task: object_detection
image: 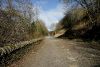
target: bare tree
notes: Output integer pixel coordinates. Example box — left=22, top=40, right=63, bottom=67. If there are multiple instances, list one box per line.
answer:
left=63, top=0, right=100, bottom=26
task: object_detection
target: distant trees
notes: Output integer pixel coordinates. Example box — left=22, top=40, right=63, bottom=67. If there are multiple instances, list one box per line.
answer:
left=33, top=20, right=48, bottom=38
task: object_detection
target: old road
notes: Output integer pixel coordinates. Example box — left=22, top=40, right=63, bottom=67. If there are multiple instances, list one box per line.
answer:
left=8, top=37, right=100, bottom=67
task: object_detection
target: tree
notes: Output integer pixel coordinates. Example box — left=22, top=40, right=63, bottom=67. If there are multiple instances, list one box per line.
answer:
left=63, top=0, right=100, bottom=26
left=0, top=0, right=47, bottom=46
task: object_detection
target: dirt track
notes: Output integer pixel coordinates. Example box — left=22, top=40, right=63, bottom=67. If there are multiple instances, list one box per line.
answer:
left=8, top=37, right=100, bottom=67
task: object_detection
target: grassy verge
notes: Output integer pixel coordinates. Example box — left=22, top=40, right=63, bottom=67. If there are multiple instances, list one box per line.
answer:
left=70, top=38, right=100, bottom=51
left=0, top=39, right=42, bottom=67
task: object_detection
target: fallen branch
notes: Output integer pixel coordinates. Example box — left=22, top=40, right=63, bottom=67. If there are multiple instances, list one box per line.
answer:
left=0, top=38, right=43, bottom=56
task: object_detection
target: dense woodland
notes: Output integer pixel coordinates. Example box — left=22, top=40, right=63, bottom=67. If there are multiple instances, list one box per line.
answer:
left=55, top=0, right=100, bottom=40
left=0, top=0, right=48, bottom=47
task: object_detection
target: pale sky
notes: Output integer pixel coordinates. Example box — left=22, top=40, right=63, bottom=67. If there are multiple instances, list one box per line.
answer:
left=39, top=4, right=65, bottom=31
left=32, top=0, right=76, bottom=31
left=32, top=0, right=65, bottom=31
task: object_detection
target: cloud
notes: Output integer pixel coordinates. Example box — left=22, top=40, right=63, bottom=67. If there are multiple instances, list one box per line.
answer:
left=39, top=4, right=65, bottom=31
